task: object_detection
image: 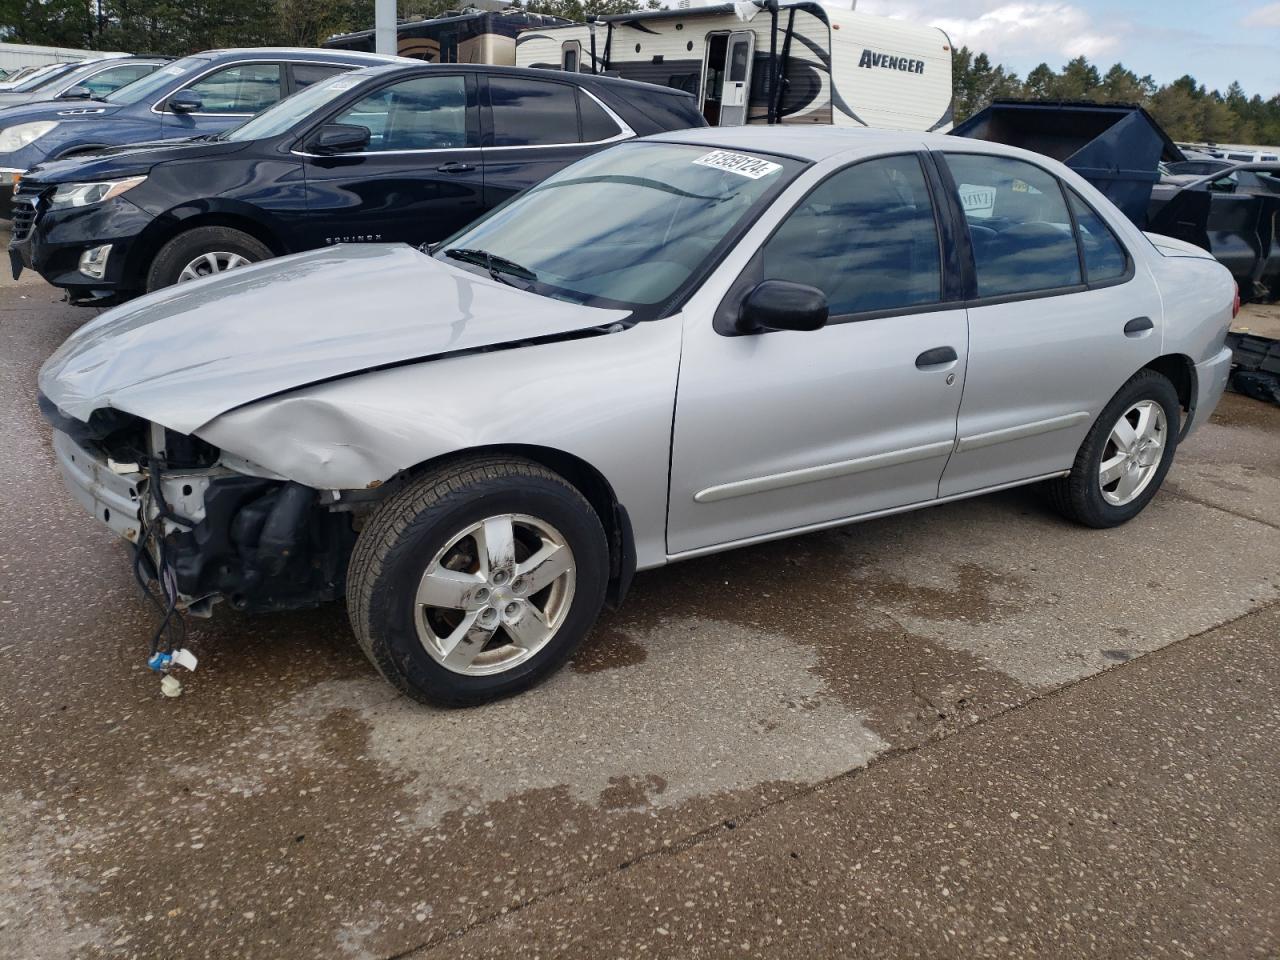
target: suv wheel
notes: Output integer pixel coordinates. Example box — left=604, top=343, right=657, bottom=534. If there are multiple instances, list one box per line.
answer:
left=146, top=226, right=272, bottom=292
left=347, top=456, right=609, bottom=707
left=1046, top=369, right=1180, bottom=528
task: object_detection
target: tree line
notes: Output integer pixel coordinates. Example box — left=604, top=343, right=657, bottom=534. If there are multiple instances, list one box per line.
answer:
left=3, top=1, right=1277, bottom=146
left=954, top=48, right=1280, bottom=146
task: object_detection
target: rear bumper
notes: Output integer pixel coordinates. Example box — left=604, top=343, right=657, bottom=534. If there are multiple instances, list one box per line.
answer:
left=51, top=429, right=145, bottom=542
left=1186, top=346, right=1233, bottom=436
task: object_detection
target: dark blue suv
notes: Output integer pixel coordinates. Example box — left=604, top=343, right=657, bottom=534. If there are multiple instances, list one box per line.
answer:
left=0, top=48, right=406, bottom=218
left=10, top=63, right=705, bottom=304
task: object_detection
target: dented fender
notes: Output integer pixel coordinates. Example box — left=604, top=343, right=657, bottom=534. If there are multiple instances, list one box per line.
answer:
left=196, top=318, right=684, bottom=569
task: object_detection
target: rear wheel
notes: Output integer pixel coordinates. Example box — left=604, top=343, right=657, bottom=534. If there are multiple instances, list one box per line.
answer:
left=346, top=456, right=609, bottom=707
left=1046, top=369, right=1180, bottom=528
left=145, top=226, right=272, bottom=292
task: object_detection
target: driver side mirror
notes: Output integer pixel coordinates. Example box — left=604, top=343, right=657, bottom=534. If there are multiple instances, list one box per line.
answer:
left=306, top=123, right=371, bottom=155
left=736, top=280, right=829, bottom=334
left=57, top=85, right=93, bottom=100
left=165, top=90, right=203, bottom=114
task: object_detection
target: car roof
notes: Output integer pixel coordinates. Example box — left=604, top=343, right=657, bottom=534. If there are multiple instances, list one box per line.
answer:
left=333, top=62, right=698, bottom=98
left=642, top=126, right=952, bottom=161
left=194, top=48, right=412, bottom=65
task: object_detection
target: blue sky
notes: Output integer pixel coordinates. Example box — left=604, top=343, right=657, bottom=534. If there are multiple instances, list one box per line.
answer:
left=857, top=0, right=1280, bottom=97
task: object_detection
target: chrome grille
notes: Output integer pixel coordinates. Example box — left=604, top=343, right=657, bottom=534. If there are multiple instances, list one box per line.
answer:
left=10, top=178, right=45, bottom=244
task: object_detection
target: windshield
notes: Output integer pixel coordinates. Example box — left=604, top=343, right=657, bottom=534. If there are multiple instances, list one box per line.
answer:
left=13, top=62, right=78, bottom=92
left=220, top=71, right=371, bottom=142
left=105, top=57, right=204, bottom=105
left=435, top=141, right=804, bottom=315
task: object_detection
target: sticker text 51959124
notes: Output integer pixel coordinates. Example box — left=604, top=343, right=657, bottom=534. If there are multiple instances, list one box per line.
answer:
left=693, top=150, right=783, bottom=180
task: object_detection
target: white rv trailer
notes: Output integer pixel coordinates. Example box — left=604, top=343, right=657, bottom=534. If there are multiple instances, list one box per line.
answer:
left=515, top=0, right=954, bottom=131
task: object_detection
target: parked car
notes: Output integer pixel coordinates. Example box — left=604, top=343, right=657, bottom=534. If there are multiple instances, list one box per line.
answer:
left=0, top=48, right=409, bottom=220
left=0, top=55, right=166, bottom=109
left=0, top=62, right=75, bottom=92
left=9, top=63, right=706, bottom=303
left=38, top=128, right=1235, bottom=706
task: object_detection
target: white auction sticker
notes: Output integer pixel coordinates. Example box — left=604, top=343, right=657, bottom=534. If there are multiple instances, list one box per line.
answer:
left=693, top=150, right=782, bottom=179
left=958, top=184, right=996, bottom=218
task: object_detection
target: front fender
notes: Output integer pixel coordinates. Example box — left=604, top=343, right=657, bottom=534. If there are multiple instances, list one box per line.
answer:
left=195, top=318, right=684, bottom=570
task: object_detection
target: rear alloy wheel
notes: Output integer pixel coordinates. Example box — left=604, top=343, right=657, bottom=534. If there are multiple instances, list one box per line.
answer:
left=145, top=226, right=272, bottom=292
left=347, top=456, right=609, bottom=706
left=1098, top=399, right=1167, bottom=507
left=1046, top=369, right=1180, bottom=528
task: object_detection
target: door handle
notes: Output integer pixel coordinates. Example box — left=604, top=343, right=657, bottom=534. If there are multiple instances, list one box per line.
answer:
left=436, top=161, right=475, bottom=173
left=915, top=346, right=958, bottom=368
left=1124, top=316, right=1154, bottom=336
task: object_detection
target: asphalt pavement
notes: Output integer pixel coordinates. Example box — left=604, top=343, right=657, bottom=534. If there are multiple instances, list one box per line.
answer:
left=1, top=262, right=1278, bottom=960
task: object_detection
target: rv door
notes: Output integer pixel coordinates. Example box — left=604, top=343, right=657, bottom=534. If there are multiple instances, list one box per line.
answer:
left=719, top=30, right=755, bottom=125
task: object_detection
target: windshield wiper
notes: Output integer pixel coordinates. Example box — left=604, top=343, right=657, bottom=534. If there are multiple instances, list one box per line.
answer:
left=443, top=247, right=538, bottom=286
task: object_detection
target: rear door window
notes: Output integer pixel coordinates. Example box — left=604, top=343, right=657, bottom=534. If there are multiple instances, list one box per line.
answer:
left=1067, top=190, right=1128, bottom=284
left=291, top=63, right=348, bottom=91
left=944, top=153, right=1082, bottom=298
left=489, top=77, right=579, bottom=146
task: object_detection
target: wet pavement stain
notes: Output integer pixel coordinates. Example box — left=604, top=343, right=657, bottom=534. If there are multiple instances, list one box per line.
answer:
left=569, top=627, right=647, bottom=674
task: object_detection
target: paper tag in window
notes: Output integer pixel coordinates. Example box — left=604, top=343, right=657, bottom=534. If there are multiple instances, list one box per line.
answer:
left=958, top=184, right=996, bottom=217
left=693, top=150, right=782, bottom=179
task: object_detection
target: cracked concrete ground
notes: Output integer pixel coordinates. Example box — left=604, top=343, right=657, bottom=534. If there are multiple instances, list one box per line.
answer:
left=2, top=266, right=1278, bottom=959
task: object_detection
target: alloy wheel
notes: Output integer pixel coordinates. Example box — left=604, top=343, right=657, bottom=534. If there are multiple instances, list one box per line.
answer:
left=414, top=513, right=577, bottom=676
left=1099, top=399, right=1167, bottom=506
left=177, top=251, right=252, bottom=282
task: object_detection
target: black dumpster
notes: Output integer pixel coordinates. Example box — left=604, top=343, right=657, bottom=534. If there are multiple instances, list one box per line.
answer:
left=950, top=99, right=1183, bottom=226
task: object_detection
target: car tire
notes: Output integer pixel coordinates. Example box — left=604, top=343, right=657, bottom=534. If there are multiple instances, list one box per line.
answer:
left=346, top=456, right=609, bottom=707
left=145, top=226, right=272, bottom=292
left=1046, top=369, right=1181, bottom=528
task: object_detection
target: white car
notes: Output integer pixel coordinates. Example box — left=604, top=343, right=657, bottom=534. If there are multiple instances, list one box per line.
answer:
left=39, top=128, right=1236, bottom=705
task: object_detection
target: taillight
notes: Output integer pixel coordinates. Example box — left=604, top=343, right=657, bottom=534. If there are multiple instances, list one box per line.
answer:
left=1232, top=282, right=1241, bottom=319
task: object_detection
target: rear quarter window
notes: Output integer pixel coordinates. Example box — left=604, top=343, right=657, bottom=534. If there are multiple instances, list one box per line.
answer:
left=611, top=90, right=706, bottom=134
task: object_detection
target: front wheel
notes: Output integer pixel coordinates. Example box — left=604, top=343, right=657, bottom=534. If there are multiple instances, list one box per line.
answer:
left=346, top=457, right=609, bottom=707
left=1046, top=369, right=1180, bottom=528
left=145, top=226, right=272, bottom=292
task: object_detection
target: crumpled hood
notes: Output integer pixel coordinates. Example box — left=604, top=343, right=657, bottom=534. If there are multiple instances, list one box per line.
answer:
left=39, top=243, right=628, bottom=435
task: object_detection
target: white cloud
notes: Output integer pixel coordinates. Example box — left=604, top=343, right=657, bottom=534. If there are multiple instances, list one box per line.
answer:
left=1241, top=2, right=1280, bottom=27
left=859, top=0, right=1124, bottom=63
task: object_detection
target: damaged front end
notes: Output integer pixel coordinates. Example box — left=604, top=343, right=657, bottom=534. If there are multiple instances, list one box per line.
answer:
left=41, top=394, right=356, bottom=615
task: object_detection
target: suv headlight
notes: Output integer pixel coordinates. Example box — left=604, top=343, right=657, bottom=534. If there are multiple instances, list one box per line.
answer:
left=0, top=120, right=58, bottom=153
left=50, top=175, right=147, bottom=209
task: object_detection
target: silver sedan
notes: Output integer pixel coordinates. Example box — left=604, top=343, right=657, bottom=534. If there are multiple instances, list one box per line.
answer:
left=39, top=127, right=1236, bottom=705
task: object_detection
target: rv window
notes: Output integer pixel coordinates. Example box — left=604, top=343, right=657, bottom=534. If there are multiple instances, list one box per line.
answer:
left=489, top=76, right=579, bottom=146
left=578, top=91, right=621, bottom=142
left=1066, top=190, right=1128, bottom=284
left=761, top=154, right=942, bottom=317
left=944, top=153, right=1082, bottom=298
